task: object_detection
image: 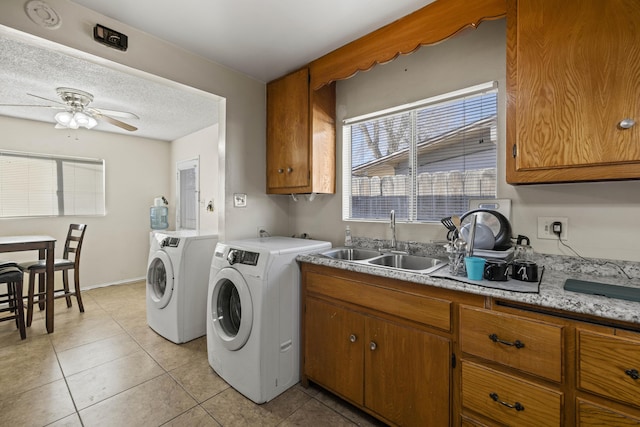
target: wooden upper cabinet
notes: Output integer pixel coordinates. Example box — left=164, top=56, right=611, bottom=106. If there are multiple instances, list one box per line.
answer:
left=266, top=67, right=336, bottom=194
left=507, top=0, right=640, bottom=183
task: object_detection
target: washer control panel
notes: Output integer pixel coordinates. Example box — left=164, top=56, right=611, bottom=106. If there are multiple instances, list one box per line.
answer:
left=226, top=249, right=259, bottom=266
left=161, top=237, right=180, bottom=248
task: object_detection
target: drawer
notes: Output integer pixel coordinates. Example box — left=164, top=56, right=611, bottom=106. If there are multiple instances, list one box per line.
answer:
left=460, top=306, right=563, bottom=382
left=461, top=361, right=563, bottom=427
left=305, top=271, right=451, bottom=331
left=578, top=329, right=640, bottom=408
left=577, top=398, right=640, bottom=426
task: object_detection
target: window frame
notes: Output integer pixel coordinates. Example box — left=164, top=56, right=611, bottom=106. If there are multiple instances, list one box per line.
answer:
left=342, top=81, right=498, bottom=223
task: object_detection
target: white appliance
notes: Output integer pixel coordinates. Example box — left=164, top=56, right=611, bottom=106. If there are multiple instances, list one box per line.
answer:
left=147, top=230, right=218, bottom=344
left=207, top=236, right=331, bottom=403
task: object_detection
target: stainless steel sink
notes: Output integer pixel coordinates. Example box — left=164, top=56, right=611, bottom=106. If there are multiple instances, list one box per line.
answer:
left=321, top=247, right=382, bottom=261
left=367, top=253, right=446, bottom=273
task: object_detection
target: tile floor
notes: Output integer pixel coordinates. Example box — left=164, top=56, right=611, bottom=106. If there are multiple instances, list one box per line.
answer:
left=0, top=281, right=386, bottom=426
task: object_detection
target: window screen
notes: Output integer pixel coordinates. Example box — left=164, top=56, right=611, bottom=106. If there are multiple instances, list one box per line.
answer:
left=343, top=82, right=498, bottom=222
left=0, top=150, right=105, bottom=217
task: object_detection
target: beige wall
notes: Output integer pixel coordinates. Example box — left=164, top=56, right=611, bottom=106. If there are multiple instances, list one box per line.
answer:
left=290, top=19, right=640, bottom=263
left=0, top=115, right=170, bottom=286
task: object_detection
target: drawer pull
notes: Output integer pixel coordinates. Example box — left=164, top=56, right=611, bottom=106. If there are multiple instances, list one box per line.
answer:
left=489, top=333, right=525, bottom=349
left=489, top=392, right=525, bottom=412
left=370, top=341, right=377, bottom=351
left=349, top=334, right=357, bottom=343
left=625, top=369, right=640, bottom=380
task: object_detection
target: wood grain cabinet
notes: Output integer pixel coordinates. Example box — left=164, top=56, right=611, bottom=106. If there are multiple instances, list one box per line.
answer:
left=461, top=361, right=563, bottom=426
left=459, top=306, right=565, bottom=425
left=577, top=329, right=640, bottom=422
left=459, top=305, right=564, bottom=382
left=266, top=67, right=336, bottom=194
left=301, top=265, right=454, bottom=426
left=506, top=0, right=640, bottom=183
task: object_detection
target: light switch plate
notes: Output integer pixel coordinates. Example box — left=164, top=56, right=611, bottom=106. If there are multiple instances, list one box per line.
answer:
left=233, top=193, right=246, bottom=207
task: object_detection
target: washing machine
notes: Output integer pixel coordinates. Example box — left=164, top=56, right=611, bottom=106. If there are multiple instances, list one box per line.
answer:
left=147, top=230, right=218, bottom=344
left=207, top=236, right=331, bottom=403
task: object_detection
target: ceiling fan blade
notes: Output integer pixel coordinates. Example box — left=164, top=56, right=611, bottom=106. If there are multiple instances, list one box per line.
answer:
left=94, top=112, right=138, bottom=131
left=27, top=93, right=67, bottom=106
left=88, top=107, right=139, bottom=120
left=0, top=103, right=66, bottom=109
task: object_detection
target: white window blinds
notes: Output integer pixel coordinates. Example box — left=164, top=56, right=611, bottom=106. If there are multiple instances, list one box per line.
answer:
left=343, top=81, right=498, bottom=222
left=0, top=150, right=105, bottom=218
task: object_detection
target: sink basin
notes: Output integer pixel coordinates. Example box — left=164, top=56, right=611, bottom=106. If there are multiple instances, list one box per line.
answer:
left=367, top=253, right=446, bottom=273
left=321, top=248, right=382, bottom=261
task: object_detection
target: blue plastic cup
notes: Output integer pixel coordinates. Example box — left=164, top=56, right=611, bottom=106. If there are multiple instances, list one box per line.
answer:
left=465, top=256, right=486, bottom=281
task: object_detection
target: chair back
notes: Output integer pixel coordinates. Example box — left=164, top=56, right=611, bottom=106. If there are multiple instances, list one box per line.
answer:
left=63, top=224, right=87, bottom=268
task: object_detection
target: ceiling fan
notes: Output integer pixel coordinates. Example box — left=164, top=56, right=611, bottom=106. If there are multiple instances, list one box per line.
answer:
left=0, top=87, right=139, bottom=131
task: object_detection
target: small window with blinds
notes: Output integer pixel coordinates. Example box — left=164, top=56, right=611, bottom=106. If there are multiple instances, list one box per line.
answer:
left=343, top=82, right=498, bottom=222
left=0, top=150, right=105, bottom=218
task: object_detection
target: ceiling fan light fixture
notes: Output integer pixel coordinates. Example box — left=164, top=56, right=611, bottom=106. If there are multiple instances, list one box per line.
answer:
left=54, top=111, right=97, bottom=130
left=74, top=112, right=97, bottom=129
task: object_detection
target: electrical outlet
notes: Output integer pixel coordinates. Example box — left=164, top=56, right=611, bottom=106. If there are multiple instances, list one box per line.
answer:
left=257, top=226, right=266, bottom=238
left=537, top=217, right=568, bottom=240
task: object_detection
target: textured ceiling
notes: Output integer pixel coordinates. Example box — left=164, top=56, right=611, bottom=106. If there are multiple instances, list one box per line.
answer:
left=0, top=32, right=220, bottom=142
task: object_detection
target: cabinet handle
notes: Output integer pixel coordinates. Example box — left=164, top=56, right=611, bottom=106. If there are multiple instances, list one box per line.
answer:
left=489, top=393, right=525, bottom=412
left=349, top=334, right=357, bottom=343
left=489, top=333, right=525, bottom=349
left=369, top=341, right=377, bottom=351
left=287, top=167, right=293, bottom=173
left=618, top=118, right=636, bottom=129
left=625, top=369, right=640, bottom=380
left=277, top=168, right=284, bottom=174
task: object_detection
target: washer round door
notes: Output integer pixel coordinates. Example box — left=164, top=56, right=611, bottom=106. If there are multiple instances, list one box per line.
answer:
left=147, top=250, right=174, bottom=309
left=210, top=267, right=253, bottom=351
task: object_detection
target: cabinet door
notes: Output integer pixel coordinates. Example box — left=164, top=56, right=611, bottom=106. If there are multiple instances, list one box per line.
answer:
left=507, top=0, right=640, bottom=183
left=266, top=68, right=310, bottom=192
left=365, top=317, right=451, bottom=427
left=304, top=297, right=364, bottom=405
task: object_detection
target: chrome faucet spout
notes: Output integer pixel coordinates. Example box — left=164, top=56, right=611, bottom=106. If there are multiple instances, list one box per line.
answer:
left=390, top=210, right=396, bottom=250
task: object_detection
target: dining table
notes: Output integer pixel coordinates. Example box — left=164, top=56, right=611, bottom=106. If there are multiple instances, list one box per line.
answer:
left=0, top=235, right=56, bottom=333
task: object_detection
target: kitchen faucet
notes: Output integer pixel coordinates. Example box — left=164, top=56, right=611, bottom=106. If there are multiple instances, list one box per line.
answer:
left=390, top=210, right=396, bottom=250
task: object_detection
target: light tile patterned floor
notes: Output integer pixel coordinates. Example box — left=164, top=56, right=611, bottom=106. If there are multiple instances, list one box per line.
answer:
left=0, top=281, right=386, bottom=426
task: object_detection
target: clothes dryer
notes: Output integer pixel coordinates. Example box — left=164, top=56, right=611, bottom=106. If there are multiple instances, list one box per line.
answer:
left=147, top=230, right=218, bottom=343
left=207, top=237, right=331, bottom=403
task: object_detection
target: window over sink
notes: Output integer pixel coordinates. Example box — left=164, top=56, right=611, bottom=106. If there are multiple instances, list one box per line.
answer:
left=342, top=81, right=498, bottom=222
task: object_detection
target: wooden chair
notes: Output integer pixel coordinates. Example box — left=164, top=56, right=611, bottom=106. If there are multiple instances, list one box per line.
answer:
left=0, top=261, right=26, bottom=339
left=20, top=224, right=87, bottom=326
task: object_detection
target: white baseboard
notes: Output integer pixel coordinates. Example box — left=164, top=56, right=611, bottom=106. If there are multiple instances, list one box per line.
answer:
left=83, top=277, right=146, bottom=291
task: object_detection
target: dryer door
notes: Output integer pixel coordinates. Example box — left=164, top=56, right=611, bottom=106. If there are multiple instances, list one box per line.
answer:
left=147, top=250, right=174, bottom=309
left=210, top=267, right=253, bottom=351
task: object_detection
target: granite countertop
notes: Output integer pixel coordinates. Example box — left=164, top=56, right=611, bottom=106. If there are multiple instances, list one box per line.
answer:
left=297, top=246, right=640, bottom=326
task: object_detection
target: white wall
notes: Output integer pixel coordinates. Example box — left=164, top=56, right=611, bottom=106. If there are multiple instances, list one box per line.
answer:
left=171, top=124, right=220, bottom=233
left=0, top=0, right=291, bottom=286
left=0, top=115, right=170, bottom=286
left=290, top=19, right=640, bottom=263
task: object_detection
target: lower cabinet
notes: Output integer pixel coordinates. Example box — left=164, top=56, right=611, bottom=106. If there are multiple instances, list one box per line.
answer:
left=301, top=264, right=460, bottom=427
left=301, top=263, right=640, bottom=426
left=304, top=296, right=451, bottom=427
